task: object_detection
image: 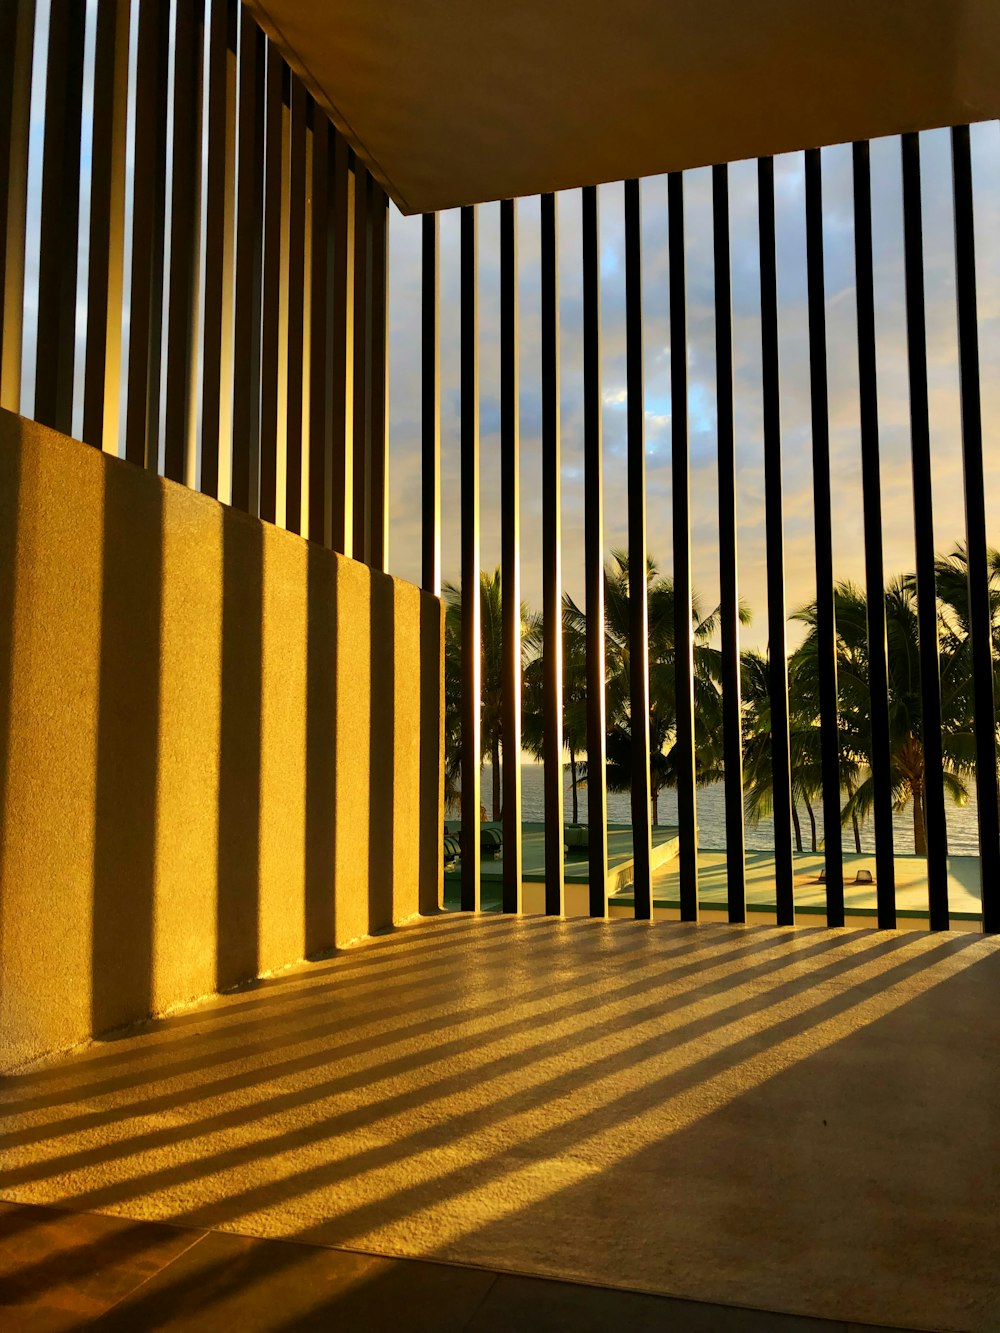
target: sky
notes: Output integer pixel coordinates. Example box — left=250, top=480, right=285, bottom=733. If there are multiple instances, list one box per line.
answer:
left=386, top=125, right=1000, bottom=651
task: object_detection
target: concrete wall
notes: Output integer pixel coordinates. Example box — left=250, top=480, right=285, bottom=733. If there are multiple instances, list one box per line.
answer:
left=0, top=410, right=443, bottom=1071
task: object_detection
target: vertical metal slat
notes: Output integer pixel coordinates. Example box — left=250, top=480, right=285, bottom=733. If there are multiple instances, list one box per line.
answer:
left=804, top=147, right=845, bottom=927
left=951, top=124, right=1000, bottom=933
left=901, top=131, right=949, bottom=929
left=713, top=163, right=746, bottom=923
left=143, top=2, right=172, bottom=473
left=328, top=132, right=351, bottom=555
left=81, top=0, right=123, bottom=450
left=500, top=197, right=522, bottom=914
left=583, top=184, right=608, bottom=918
left=284, top=74, right=306, bottom=533
left=0, top=0, right=36, bottom=414
left=669, top=171, right=699, bottom=922
left=460, top=204, right=481, bottom=911
left=758, top=156, right=795, bottom=925
left=352, top=167, right=372, bottom=563
left=307, top=104, right=330, bottom=545
left=257, top=41, right=283, bottom=522
left=624, top=178, right=654, bottom=920
left=541, top=192, right=564, bottom=916
left=369, top=184, right=390, bottom=572
left=33, top=1, right=86, bottom=434
left=422, top=212, right=441, bottom=595
left=852, top=140, right=896, bottom=928
left=162, top=0, right=201, bottom=484
left=97, top=0, right=132, bottom=455
left=230, top=9, right=263, bottom=513
left=0, top=0, right=21, bottom=256
left=198, top=0, right=229, bottom=497
left=124, top=0, right=169, bottom=469
left=0, top=0, right=28, bottom=405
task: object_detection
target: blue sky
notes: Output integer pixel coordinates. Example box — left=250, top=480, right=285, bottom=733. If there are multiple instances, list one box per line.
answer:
left=387, top=125, right=1000, bottom=651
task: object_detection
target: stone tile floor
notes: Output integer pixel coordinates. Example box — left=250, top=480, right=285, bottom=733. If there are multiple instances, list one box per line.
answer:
left=1, top=1200, right=914, bottom=1332
left=4, top=915, right=998, bottom=1331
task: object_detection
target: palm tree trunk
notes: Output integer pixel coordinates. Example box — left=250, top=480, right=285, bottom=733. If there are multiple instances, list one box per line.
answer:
left=845, top=776, right=863, bottom=853
left=570, top=751, right=579, bottom=824
left=791, top=800, right=803, bottom=853
left=652, top=787, right=659, bottom=827
left=803, top=790, right=818, bottom=853
left=491, top=734, right=502, bottom=822
left=912, top=785, right=927, bottom=856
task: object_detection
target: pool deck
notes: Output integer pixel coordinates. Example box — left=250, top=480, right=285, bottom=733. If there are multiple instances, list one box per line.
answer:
left=444, top=834, right=985, bottom=929
left=444, top=822, right=680, bottom=896
left=628, top=849, right=984, bottom=927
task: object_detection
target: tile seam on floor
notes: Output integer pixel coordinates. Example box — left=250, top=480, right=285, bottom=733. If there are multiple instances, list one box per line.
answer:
left=457, top=1268, right=500, bottom=1330
left=86, top=1228, right=209, bottom=1323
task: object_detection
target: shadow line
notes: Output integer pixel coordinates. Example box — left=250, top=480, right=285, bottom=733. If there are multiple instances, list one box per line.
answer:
left=278, top=939, right=962, bottom=1247
left=4, top=927, right=828, bottom=1163
left=216, top=508, right=263, bottom=991
left=0, top=423, right=19, bottom=1061
left=368, top=570, right=394, bottom=933
left=91, top=463, right=162, bottom=1036
left=5, top=923, right=807, bottom=1122
left=304, top=543, right=337, bottom=956
left=418, top=592, right=443, bottom=914
left=4, top=934, right=916, bottom=1207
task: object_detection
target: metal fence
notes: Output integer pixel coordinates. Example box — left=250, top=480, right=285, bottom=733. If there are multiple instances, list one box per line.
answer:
left=5, top=2, right=999, bottom=934
left=417, top=130, right=1000, bottom=932
left=1, top=0, right=388, bottom=562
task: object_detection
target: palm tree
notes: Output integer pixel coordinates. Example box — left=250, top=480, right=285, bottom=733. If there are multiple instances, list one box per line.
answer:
left=742, top=646, right=858, bottom=854
left=932, top=543, right=1000, bottom=659
left=561, top=610, right=589, bottom=823
left=521, top=601, right=589, bottom=823
left=570, top=550, right=730, bottom=826
left=443, top=569, right=540, bottom=821
left=931, top=543, right=1000, bottom=764
left=792, top=579, right=972, bottom=855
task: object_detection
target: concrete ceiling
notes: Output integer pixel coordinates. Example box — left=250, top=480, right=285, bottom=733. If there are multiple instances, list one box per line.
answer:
left=244, top=0, right=1000, bottom=215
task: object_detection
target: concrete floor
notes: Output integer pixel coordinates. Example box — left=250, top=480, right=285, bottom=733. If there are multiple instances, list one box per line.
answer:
left=3, top=915, right=999, bottom=1331
left=0, top=1200, right=901, bottom=1331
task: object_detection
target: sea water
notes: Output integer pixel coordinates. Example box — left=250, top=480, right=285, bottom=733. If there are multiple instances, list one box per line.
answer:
left=474, top=764, right=983, bottom=857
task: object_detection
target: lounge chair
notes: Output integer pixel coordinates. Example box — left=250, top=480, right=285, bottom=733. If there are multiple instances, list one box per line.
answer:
left=480, top=827, right=503, bottom=860
left=565, top=825, right=588, bottom=857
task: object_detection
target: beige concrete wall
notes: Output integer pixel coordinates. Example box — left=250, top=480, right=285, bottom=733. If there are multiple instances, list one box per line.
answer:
left=0, top=410, right=443, bottom=1071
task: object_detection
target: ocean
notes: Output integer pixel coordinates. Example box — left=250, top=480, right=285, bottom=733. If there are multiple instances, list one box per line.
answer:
left=475, top=763, right=984, bottom=857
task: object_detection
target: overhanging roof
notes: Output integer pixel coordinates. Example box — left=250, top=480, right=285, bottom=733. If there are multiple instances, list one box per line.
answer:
left=244, top=0, right=1000, bottom=215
